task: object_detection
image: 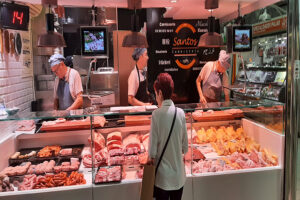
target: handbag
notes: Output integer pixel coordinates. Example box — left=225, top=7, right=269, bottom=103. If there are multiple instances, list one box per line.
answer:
left=140, top=108, right=177, bottom=200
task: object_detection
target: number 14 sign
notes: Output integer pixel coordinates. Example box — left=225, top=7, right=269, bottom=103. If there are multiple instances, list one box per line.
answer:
left=0, top=2, right=29, bottom=30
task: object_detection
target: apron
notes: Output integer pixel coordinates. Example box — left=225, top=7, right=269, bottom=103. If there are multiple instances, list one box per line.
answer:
left=57, top=70, right=74, bottom=110
left=134, top=65, right=149, bottom=103
left=202, top=62, right=223, bottom=102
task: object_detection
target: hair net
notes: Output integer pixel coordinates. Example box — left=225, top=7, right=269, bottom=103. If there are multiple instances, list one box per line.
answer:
left=48, top=53, right=65, bottom=67
left=218, top=50, right=231, bottom=70
left=132, top=48, right=147, bottom=61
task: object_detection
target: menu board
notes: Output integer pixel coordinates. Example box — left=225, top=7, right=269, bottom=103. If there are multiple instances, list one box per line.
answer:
left=147, top=18, right=220, bottom=103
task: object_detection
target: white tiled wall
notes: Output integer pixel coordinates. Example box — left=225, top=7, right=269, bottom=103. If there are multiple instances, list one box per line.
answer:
left=0, top=30, right=34, bottom=139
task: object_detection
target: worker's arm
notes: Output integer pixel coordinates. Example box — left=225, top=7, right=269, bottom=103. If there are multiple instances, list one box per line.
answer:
left=222, top=72, right=230, bottom=102
left=128, top=95, right=151, bottom=106
left=67, top=92, right=83, bottom=110
left=196, top=76, right=207, bottom=104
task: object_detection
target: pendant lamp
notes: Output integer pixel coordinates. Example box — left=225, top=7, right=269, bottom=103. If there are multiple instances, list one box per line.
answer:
left=198, top=0, right=224, bottom=47
left=122, top=0, right=148, bottom=48
left=37, top=1, right=66, bottom=48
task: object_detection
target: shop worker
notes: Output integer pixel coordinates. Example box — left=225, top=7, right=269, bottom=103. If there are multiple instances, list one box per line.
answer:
left=196, top=50, right=230, bottom=103
left=49, top=54, right=83, bottom=110
left=128, top=48, right=152, bottom=106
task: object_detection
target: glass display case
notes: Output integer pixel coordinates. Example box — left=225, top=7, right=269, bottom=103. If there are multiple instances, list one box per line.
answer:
left=0, top=100, right=284, bottom=200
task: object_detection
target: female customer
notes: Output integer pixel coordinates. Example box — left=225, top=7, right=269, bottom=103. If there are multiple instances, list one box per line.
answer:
left=148, top=73, right=188, bottom=200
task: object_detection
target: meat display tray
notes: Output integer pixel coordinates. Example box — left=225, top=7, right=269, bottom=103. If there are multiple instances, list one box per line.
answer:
left=9, top=147, right=42, bottom=166
left=94, top=165, right=122, bottom=184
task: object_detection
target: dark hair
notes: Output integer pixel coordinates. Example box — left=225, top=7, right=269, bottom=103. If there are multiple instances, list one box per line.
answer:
left=64, top=56, right=73, bottom=68
left=153, top=73, right=174, bottom=100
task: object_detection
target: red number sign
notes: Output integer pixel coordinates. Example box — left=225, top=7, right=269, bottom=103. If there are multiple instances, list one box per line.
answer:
left=12, top=11, right=23, bottom=25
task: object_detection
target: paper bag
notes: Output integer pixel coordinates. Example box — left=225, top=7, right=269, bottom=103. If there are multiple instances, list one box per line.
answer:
left=140, top=164, right=156, bottom=200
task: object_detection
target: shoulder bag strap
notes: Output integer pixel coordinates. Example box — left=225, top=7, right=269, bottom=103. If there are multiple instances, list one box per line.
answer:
left=155, top=107, right=177, bottom=175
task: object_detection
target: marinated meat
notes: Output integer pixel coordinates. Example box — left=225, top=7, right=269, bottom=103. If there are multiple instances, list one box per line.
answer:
left=38, top=146, right=61, bottom=157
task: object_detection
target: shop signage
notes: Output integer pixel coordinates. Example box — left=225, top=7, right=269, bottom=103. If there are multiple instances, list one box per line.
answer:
left=253, top=15, right=287, bottom=37
left=147, top=18, right=220, bottom=103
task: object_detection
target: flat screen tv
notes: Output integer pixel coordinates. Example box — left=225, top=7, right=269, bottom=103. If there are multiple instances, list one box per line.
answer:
left=80, top=26, right=108, bottom=58
left=233, top=26, right=252, bottom=52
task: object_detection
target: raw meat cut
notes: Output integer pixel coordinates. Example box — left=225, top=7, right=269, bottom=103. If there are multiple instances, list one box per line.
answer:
left=107, top=132, right=122, bottom=142
left=16, top=120, right=35, bottom=131
left=123, top=134, right=141, bottom=151
left=124, top=155, right=139, bottom=165
left=19, top=174, right=37, bottom=191
left=184, top=146, right=205, bottom=161
left=108, top=149, right=124, bottom=157
left=138, top=152, right=148, bottom=165
left=88, top=132, right=105, bottom=152
left=108, top=156, right=124, bottom=166
left=60, top=148, right=72, bottom=156
left=95, top=166, right=121, bottom=183
left=124, top=147, right=140, bottom=155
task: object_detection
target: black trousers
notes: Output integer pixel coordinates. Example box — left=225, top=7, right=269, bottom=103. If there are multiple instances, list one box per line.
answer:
left=154, top=186, right=184, bottom=200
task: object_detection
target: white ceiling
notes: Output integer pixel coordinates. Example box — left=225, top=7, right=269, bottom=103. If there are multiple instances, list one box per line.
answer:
left=18, top=0, right=281, bottom=22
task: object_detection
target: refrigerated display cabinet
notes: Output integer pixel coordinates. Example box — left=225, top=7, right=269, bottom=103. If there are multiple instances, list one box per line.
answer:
left=0, top=100, right=284, bottom=200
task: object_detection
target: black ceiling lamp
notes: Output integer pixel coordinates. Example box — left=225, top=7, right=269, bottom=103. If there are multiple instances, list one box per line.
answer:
left=198, top=0, right=224, bottom=47
left=122, top=0, right=148, bottom=48
left=37, top=0, right=66, bottom=47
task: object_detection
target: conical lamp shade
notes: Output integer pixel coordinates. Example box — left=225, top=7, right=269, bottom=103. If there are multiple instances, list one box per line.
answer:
left=122, top=32, right=148, bottom=48
left=198, top=32, right=224, bottom=47
left=37, top=31, right=66, bottom=47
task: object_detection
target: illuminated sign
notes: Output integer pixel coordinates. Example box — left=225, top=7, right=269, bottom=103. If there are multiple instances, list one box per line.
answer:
left=0, top=3, right=29, bottom=30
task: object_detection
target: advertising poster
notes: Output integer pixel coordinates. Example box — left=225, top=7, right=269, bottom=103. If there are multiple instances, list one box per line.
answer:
left=147, top=18, right=220, bottom=103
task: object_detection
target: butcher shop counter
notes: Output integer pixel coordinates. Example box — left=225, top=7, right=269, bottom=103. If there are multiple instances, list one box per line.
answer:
left=0, top=100, right=284, bottom=200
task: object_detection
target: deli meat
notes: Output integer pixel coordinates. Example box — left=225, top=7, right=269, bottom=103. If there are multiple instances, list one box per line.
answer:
left=123, top=134, right=141, bottom=152
left=88, top=132, right=105, bottom=152
left=95, top=166, right=121, bottom=183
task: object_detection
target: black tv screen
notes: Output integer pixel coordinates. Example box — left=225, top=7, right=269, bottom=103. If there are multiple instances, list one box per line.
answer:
left=80, top=26, right=108, bottom=57
left=233, top=26, right=252, bottom=52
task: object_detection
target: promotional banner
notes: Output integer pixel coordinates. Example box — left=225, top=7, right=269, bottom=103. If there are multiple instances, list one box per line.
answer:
left=147, top=18, right=220, bottom=103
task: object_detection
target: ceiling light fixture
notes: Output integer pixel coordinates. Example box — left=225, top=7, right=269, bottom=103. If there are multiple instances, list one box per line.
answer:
left=198, top=0, right=224, bottom=47
left=122, top=0, right=148, bottom=48
left=37, top=0, right=66, bottom=47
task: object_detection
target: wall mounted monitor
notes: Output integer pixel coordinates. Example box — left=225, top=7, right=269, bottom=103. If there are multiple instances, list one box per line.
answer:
left=80, top=26, right=108, bottom=58
left=233, top=26, right=252, bottom=52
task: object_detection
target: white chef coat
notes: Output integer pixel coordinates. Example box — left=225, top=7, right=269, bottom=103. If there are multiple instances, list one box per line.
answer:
left=149, top=99, right=188, bottom=190
left=128, top=66, right=146, bottom=97
left=53, top=67, right=83, bottom=100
